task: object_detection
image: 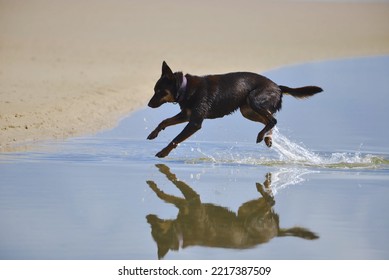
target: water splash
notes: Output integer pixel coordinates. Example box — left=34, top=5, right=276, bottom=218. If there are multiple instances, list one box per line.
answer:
left=271, top=127, right=388, bottom=169
left=182, top=127, right=388, bottom=170
left=271, top=128, right=322, bottom=164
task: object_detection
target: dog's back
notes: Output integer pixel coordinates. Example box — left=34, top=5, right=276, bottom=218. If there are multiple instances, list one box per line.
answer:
left=182, top=72, right=282, bottom=119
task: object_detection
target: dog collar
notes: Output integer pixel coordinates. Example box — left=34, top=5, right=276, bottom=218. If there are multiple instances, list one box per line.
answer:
left=176, top=75, right=187, bottom=102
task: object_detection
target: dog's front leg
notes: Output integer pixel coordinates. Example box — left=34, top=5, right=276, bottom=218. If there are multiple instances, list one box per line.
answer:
left=155, top=119, right=203, bottom=158
left=147, top=111, right=189, bottom=140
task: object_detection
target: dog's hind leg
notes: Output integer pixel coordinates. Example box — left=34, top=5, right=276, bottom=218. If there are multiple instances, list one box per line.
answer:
left=254, top=109, right=276, bottom=145
left=247, top=90, right=279, bottom=146
left=240, top=104, right=275, bottom=147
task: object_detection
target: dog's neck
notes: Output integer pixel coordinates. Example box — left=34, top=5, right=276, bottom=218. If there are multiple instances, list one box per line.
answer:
left=176, top=73, right=187, bottom=103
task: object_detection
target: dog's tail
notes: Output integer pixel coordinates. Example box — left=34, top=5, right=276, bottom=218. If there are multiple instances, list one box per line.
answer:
left=279, top=85, right=323, bottom=99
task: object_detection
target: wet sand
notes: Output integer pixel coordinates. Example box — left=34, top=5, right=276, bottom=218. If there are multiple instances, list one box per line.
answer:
left=1, top=0, right=389, bottom=151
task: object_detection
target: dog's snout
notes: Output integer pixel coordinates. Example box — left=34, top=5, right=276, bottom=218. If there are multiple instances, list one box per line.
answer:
left=148, top=101, right=155, bottom=108
left=148, top=102, right=157, bottom=108
left=148, top=97, right=161, bottom=108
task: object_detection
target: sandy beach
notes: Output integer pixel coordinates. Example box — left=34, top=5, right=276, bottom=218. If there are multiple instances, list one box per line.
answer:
left=1, top=0, right=389, bottom=151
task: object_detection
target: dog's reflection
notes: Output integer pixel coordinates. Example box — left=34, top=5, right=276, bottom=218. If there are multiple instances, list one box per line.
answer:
left=146, top=164, right=318, bottom=259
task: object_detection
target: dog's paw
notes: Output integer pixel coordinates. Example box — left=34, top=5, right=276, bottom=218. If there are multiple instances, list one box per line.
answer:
left=147, top=130, right=159, bottom=140
left=264, top=136, right=272, bottom=147
left=155, top=149, right=169, bottom=158
left=155, top=152, right=166, bottom=158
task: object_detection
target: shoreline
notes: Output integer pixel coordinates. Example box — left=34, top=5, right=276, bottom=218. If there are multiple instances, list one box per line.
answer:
left=1, top=0, right=389, bottom=152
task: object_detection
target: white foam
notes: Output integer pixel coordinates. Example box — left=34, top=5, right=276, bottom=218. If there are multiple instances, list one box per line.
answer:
left=271, top=127, right=383, bottom=168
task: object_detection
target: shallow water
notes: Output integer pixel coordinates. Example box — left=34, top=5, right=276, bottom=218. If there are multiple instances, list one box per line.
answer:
left=1, top=56, right=389, bottom=259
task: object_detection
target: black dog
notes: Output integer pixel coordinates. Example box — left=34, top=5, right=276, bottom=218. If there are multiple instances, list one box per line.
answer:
left=148, top=61, right=322, bottom=158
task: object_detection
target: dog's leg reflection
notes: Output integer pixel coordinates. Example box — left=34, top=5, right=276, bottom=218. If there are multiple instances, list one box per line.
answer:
left=147, top=164, right=200, bottom=205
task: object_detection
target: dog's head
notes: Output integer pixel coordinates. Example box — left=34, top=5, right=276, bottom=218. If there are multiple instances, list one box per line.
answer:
left=146, top=214, right=179, bottom=259
left=148, top=61, right=179, bottom=108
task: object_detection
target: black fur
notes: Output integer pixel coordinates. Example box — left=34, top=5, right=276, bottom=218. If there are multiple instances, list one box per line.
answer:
left=148, top=61, right=323, bottom=158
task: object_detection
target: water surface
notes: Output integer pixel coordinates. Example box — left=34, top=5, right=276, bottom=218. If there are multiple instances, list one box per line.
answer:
left=1, top=56, right=389, bottom=259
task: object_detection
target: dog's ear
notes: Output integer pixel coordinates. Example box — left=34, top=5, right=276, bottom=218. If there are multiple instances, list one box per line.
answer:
left=162, top=61, right=174, bottom=79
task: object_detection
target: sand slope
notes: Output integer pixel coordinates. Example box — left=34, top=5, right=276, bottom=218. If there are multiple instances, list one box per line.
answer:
left=1, top=0, right=389, bottom=151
